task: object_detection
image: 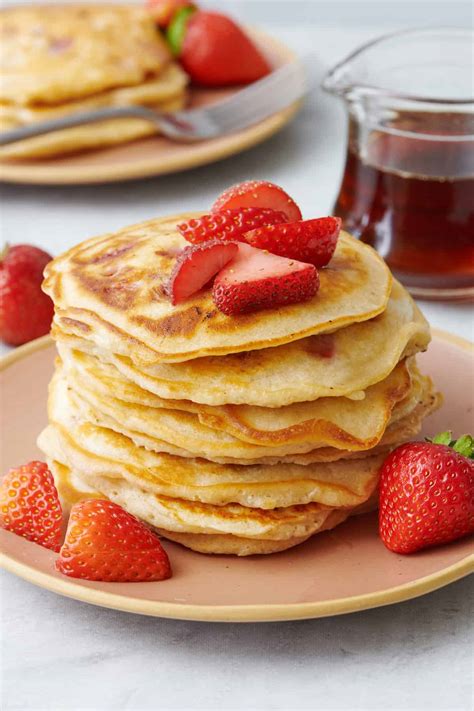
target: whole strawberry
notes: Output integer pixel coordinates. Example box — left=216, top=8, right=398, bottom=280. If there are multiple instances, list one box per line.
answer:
left=167, top=9, right=271, bottom=86
left=0, top=461, right=63, bottom=552
left=379, top=432, right=474, bottom=554
left=56, top=499, right=171, bottom=582
left=0, top=244, right=54, bottom=346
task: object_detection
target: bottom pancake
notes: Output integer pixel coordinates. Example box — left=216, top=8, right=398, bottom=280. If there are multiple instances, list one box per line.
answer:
left=48, top=461, right=364, bottom=555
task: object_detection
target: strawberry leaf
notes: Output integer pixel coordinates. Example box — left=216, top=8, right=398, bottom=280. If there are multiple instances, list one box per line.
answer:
left=452, top=434, right=474, bottom=459
left=430, top=431, right=453, bottom=446
left=428, top=431, right=474, bottom=459
left=166, top=6, right=196, bottom=56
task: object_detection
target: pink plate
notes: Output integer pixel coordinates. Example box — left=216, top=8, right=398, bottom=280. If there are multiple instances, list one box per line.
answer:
left=0, top=330, right=473, bottom=622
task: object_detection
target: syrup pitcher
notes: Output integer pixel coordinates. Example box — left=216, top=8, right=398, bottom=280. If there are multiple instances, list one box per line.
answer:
left=323, top=29, right=474, bottom=300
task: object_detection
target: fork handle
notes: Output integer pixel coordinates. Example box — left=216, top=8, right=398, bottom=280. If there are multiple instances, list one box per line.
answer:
left=0, top=105, right=161, bottom=146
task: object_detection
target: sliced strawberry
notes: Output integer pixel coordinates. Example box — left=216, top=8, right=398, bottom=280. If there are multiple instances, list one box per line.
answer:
left=212, top=181, right=302, bottom=222
left=166, top=240, right=238, bottom=304
left=56, top=499, right=171, bottom=582
left=212, top=243, right=319, bottom=315
left=178, top=208, right=288, bottom=245
left=245, top=217, right=341, bottom=267
left=0, top=461, right=62, bottom=552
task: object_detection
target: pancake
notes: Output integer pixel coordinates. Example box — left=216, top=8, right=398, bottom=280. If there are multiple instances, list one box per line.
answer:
left=0, top=96, right=186, bottom=159
left=52, top=279, right=429, bottom=406
left=50, top=349, right=439, bottom=465
left=39, top=416, right=383, bottom=510
left=0, top=5, right=171, bottom=106
left=59, top=348, right=414, bottom=453
left=0, top=64, right=188, bottom=159
left=0, top=63, right=187, bottom=126
left=47, top=460, right=353, bottom=555
left=116, top=385, right=440, bottom=467
left=43, top=218, right=392, bottom=363
left=275, top=386, right=442, bottom=466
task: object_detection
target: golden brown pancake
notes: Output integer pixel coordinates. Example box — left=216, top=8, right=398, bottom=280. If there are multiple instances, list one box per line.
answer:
left=44, top=217, right=392, bottom=363
left=57, top=350, right=415, bottom=457
left=0, top=64, right=188, bottom=159
left=45, top=460, right=366, bottom=555
left=52, top=279, right=430, bottom=406
left=0, top=5, right=171, bottom=106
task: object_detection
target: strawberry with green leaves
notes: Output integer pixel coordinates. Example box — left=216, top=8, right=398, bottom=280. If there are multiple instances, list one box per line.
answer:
left=379, top=432, right=474, bottom=554
left=167, top=9, right=271, bottom=86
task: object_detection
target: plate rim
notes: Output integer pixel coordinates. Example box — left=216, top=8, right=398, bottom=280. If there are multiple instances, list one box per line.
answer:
left=1, top=329, right=473, bottom=622
left=0, top=28, right=301, bottom=186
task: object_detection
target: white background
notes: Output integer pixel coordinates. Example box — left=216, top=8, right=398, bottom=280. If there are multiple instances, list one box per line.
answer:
left=1, top=2, right=473, bottom=710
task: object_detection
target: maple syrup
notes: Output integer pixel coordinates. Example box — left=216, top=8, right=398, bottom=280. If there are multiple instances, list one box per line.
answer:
left=334, top=115, right=474, bottom=298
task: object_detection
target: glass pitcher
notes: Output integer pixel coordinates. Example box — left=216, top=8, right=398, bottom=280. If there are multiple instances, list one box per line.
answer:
left=323, top=29, right=474, bottom=301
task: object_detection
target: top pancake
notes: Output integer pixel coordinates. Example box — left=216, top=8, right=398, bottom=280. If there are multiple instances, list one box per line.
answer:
left=44, top=214, right=392, bottom=363
left=0, top=4, right=171, bottom=106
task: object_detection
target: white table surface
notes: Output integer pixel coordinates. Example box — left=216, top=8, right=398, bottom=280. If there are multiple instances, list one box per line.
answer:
left=1, top=3, right=473, bottom=710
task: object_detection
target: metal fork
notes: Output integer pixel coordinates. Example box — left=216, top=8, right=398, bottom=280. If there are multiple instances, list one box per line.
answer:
left=0, top=59, right=311, bottom=146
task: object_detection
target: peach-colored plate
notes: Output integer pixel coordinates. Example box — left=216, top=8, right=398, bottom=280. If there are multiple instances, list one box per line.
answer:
left=1, top=330, right=473, bottom=622
left=0, top=30, right=300, bottom=186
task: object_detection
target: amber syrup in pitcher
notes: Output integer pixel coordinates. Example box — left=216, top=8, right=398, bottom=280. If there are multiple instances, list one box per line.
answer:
left=335, top=113, right=474, bottom=297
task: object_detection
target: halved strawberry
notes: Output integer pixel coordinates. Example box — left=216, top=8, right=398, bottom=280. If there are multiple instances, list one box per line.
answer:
left=212, top=243, right=319, bottom=315
left=166, top=240, right=238, bottom=304
left=56, top=499, right=171, bottom=582
left=178, top=208, right=288, bottom=245
left=0, top=461, right=63, bottom=552
left=245, top=217, right=341, bottom=267
left=212, top=181, right=302, bottom=222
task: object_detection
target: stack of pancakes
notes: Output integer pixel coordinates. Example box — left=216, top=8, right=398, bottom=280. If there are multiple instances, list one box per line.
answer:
left=38, top=215, right=441, bottom=555
left=0, top=4, right=188, bottom=158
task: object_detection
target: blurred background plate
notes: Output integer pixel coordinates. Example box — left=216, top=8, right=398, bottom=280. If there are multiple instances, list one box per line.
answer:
left=1, top=330, right=472, bottom=622
left=0, top=29, right=300, bottom=186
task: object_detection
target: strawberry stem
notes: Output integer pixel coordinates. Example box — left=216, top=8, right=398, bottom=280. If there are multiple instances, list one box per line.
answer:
left=428, top=431, right=474, bottom=459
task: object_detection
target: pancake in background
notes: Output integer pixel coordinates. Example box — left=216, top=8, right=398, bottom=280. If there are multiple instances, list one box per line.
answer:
left=0, top=64, right=188, bottom=158
left=0, top=96, right=186, bottom=159
left=0, top=5, right=171, bottom=106
left=44, top=219, right=392, bottom=363
left=53, top=279, right=429, bottom=406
